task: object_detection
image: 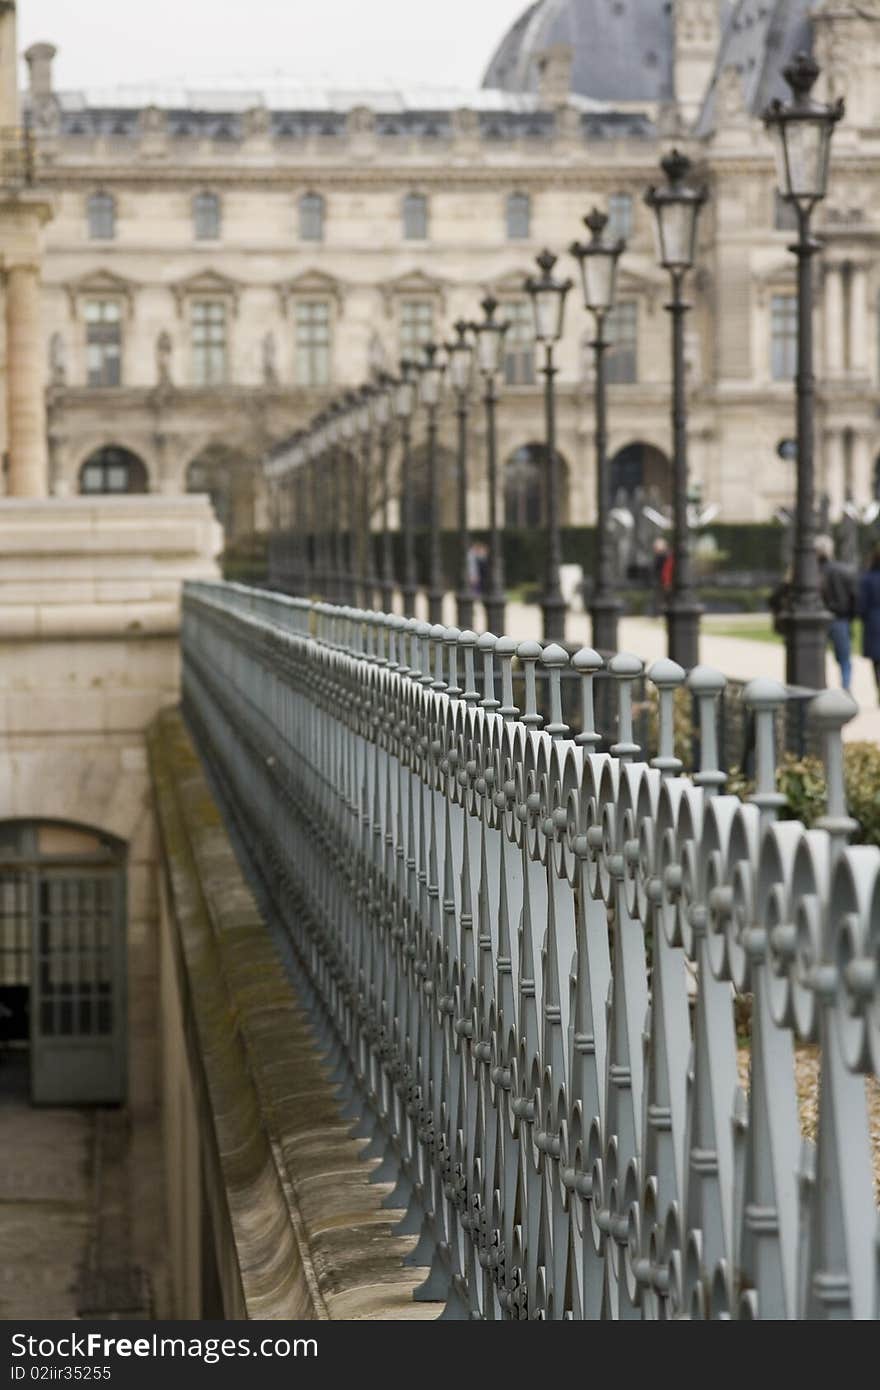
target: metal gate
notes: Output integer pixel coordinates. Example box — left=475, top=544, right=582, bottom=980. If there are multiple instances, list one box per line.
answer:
left=0, top=822, right=127, bottom=1105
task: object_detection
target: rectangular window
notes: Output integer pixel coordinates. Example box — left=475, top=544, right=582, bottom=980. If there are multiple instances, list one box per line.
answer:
left=191, top=300, right=228, bottom=386
left=607, top=192, right=633, bottom=242
left=771, top=293, right=797, bottom=380
left=85, top=299, right=122, bottom=387
left=403, top=193, right=428, bottom=241
left=400, top=299, right=434, bottom=358
left=506, top=193, right=530, bottom=241
left=503, top=300, right=535, bottom=386
left=605, top=300, right=638, bottom=384
left=295, top=300, right=331, bottom=386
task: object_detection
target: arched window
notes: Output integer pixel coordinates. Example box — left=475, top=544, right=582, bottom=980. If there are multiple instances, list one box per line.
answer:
left=79, top=446, right=148, bottom=495
left=504, top=444, right=568, bottom=528
left=87, top=191, right=116, bottom=240
left=506, top=192, right=530, bottom=240
left=402, top=192, right=428, bottom=241
left=299, top=192, right=324, bottom=242
left=193, top=191, right=221, bottom=240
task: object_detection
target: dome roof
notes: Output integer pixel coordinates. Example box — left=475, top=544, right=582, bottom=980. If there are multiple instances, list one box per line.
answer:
left=482, top=0, right=675, bottom=104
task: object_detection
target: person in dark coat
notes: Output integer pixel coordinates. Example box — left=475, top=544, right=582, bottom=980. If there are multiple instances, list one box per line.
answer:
left=817, top=534, right=857, bottom=691
left=859, top=541, right=880, bottom=699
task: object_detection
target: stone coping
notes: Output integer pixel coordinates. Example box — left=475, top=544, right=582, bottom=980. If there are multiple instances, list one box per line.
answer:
left=148, top=709, right=438, bottom=1321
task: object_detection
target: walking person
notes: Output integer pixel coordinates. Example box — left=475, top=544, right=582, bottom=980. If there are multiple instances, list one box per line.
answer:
left=859, top=541, right=880, bottom=701
left=816, top=534, right=857, bottom=692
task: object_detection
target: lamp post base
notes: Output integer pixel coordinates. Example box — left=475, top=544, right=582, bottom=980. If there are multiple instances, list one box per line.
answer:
left=380, top=582, right=395, bottom=614
left=541, top=593, right=567, bottom=643
left=485, top=592, right=506, bottom=637
left=666, top=596, right=703, bottom=671
left=782, top=606, right=829, bottom=691
left=401, top=585, right=418, bottom=618
left=590, top=594, right=622, bottom=655
left=427, top=587, right=445, bottom=625
left=456, top=591, right=474, bottom=632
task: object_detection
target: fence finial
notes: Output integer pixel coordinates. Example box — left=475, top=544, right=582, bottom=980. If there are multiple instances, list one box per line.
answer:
left=517, top=641, right=544, bottom=730
left=688, top=664, right=727, bottom=795
left=648, top=657, right=685, bottom=777
left=809, top=688, right=858, bottom=856
left=572, top=647, right=603, bottom=751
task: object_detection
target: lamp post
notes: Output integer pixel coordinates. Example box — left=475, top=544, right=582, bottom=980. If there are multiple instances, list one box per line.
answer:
left=764, top=53, right=844, bottom=690
left=645, top=149, right=707, bottom=671
left=418, top=343, right=446, bottom=624
left=293, top=446, right=310, bottom=596
left=356, top=385, right=376, bottom=609
left=472, top=296, right=509, bottom=636
left=525, top=250, right=572, bottom=642
left=372, top=375, right=395, bottom=611
left=571, top=207, right=625, bottom=654
left=323, top=408, right=344, bottom=601
left=395, top=359, right=418, bottom=615
left=310, top=420, right=327, bottom=598
left=340, top=396, right=359, bottom=604
left=445, top=320, right=475, bottom=630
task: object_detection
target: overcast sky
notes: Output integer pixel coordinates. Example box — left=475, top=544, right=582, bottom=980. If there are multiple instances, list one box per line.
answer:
left=18, top=0, right=531, bottom=94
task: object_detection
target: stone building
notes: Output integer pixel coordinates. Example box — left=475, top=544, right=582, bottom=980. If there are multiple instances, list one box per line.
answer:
left=20, top=0, right=880, bottom=540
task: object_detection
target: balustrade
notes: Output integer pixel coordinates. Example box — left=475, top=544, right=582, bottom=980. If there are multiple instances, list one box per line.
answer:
left=181, top=580, right=879, bottom=1320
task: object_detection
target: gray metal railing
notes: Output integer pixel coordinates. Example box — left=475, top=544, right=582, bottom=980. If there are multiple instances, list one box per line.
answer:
left=181, top=581, right=880, bottom=1320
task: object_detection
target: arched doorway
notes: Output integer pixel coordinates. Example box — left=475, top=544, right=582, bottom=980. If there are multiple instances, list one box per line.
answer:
left=186, top=444, right=254, bottom=542
left=504, top=443, right=569, bottom=527
left=609, top=441, right=671, bottom=507
left=79, top=446, right=148, bottom=495
left=0, top=820, right=127, bottom=1105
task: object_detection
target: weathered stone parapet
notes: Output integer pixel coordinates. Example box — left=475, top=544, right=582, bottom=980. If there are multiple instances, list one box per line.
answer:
left=149, top=708, right=439, bottom=1320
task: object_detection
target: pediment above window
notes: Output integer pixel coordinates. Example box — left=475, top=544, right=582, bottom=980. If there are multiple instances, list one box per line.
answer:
left=378, top=269, right=449, bottom=318
left=63, top=268, right=139, bottom=318
left=276, top=269, right=345, bottom=315
left=753, top=259, right=796, bottom=306
left=171, top=269, right=242, bottom=316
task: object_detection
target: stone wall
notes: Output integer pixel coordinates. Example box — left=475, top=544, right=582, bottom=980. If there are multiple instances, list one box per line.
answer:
left=0, top=495, right=220, bottom=1122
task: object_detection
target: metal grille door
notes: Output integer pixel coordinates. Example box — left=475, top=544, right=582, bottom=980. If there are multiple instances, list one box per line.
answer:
left=0, top=822, right=127, bottom=1107
left=31, top=869, right=125, bottom=1104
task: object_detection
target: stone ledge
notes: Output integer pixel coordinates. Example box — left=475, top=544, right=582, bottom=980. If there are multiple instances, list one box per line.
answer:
left=148, top=708, right=438, bottom=1321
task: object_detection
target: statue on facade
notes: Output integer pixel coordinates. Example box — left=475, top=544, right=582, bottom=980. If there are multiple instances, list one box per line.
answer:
left=48, top=332, right=66, bottom=387
left=156, top=331, right=173, bottom=387
left=262, top=331, right=279, bottom=387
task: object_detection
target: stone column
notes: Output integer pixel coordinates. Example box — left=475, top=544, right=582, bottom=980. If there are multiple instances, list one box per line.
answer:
left=822, top=428, right=845, bottom=518
left=848, top=264, right=868, bottom=376
left=850, top=430, right=873, bottom=505
left=6, top=263, right=48, bottom=498
left=825, top=264, right=844, bottom=376
left=0, top=2, right=19, bottom=128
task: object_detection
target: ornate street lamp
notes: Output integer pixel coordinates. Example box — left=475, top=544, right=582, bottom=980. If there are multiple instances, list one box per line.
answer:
left=645, top=148, right=707, bottom=670
left=764, top=52, right=844, bottom=690
left=372, top=374, right=396, bottom=611
left=570, top=207, right=625, bottom=654
left=418, top=343, right=446, bottom=624
left=445, top=320, right=476, bottom=630
left=356, top=385, right=376, bottom=609
left=395, top=359, right=418, bottom=615
left=471, top=295, right=509, bottom=636
left=525, top=249, right=572, bottom=642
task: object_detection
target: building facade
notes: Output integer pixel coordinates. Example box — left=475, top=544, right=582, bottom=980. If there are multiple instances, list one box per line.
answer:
left=19, top=0, right=880, bottom=540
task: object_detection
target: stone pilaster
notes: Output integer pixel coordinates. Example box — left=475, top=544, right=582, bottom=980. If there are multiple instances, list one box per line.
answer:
left=6, top=262, right=48, bottom=497
left=848, top=263, right=869, bottom=376
left=825, top=265, right=844, bottom=376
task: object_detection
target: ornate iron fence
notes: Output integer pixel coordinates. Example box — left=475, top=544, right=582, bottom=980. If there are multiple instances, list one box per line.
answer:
left=181, top=580, right=880, bottom=1320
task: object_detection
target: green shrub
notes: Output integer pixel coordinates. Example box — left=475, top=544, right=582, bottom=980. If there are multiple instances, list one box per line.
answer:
left=727, top=742, right=880, bottom=847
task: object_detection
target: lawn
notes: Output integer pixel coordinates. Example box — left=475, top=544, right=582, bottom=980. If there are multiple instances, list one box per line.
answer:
left=704, top=615, right=865, bottom=649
